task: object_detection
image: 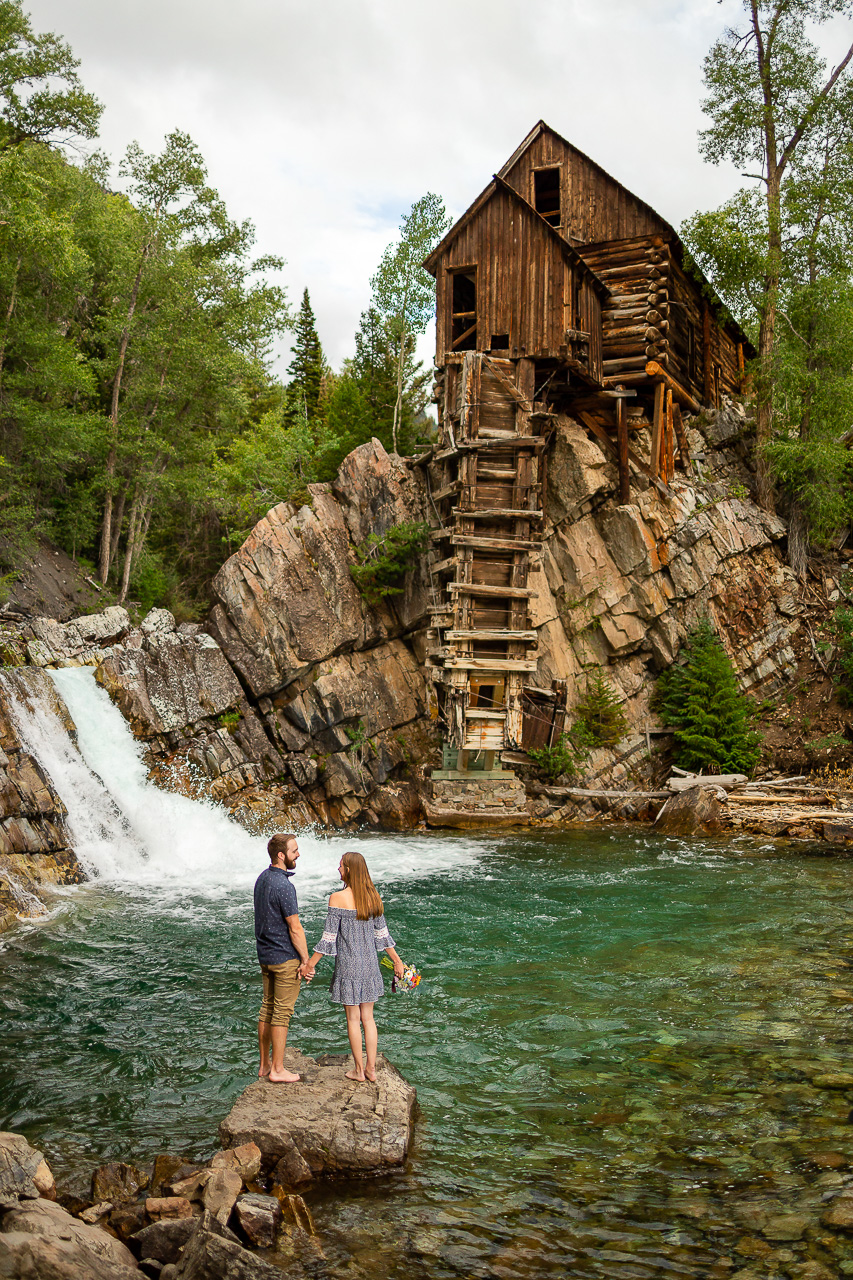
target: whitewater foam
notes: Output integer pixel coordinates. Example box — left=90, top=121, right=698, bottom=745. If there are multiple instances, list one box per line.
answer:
left=2, top=666, right=483, bottom=902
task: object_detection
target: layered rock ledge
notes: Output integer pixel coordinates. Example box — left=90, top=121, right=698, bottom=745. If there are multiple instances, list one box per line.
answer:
left=219, top=1050, right=416, bottom=1183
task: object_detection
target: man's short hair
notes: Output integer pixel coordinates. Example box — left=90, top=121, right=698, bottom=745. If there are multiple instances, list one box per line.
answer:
left=268, top=833, right=297, bottom=860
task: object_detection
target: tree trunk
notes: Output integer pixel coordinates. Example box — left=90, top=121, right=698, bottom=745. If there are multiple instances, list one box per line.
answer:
left=0, top=256, right=22, bottom=386
left=99, top=245, right=150, bottom=584
left=117, top=486, right=142, bottom=604
left=391, top=285, right=409, bottom=455
left=108, top=483, right=129, bottom=574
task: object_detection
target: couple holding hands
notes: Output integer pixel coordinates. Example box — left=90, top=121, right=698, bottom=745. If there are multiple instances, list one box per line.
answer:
left=253, top=833, right=406, bottom=1084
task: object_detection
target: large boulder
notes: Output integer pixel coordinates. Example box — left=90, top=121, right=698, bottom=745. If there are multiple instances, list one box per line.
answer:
left=0, top=1196, right=138, bottom=1276
left=655, top=786, right=726, bottom=836
left=0, top=1133, right=54, bottom=1206
left=172, top=1213, right=282, bottom=1280
left=219, top=1050, right=416, bottom=1180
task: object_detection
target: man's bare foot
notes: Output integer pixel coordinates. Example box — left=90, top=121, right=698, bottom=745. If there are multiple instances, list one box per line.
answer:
left=345, top=1069, right=367, bottom=1081
left=268, top=1069, right=300, bottom=1083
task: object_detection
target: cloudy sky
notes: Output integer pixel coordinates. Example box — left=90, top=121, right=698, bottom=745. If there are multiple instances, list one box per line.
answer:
left=24, top=0, right=848, bottom=374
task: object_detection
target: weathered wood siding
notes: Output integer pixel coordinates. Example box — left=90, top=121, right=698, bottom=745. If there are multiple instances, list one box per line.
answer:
left=433, top=185, right=602, bottom=378
left=501, top=130, right=666, bottom=246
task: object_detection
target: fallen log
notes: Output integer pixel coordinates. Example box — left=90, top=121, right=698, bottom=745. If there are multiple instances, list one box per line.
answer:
left=529, top=784, right=670, bottom=800
left=668, top=773, right=746, bottom=792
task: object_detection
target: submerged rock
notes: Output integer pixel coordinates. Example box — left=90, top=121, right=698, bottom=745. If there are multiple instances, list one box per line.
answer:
left=219, top=1050, right=416, bottom=1181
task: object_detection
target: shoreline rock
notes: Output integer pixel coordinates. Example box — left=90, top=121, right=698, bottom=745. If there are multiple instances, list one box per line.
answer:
left=219, top=1050, right=416, bottom=1182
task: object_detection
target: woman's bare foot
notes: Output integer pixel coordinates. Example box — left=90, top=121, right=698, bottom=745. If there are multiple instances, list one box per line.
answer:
left=258, top=1066, right=271, bottom=1079
left=364, top=1068, right=377, bottom=1082
left=345, top=1069, right=367, bottom=1081
left=268, top=1069, right=300, bottom=1083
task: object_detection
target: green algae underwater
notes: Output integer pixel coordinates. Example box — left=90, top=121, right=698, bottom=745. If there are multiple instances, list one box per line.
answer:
left=2, top=827, right=853, bottom=1278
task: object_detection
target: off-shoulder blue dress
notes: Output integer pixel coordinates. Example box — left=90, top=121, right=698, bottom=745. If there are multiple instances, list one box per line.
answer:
left=314, top=907, right=396, bottom=1005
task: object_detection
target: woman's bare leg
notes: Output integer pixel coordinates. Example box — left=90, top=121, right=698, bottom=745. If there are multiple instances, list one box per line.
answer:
left=344, top=1004, right=366, bottom=1080
left=361, top=1003, right=378, bottom=1080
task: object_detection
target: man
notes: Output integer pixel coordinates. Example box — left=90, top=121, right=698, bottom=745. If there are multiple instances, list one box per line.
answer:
left=254, top=833, right=312, bottom=1083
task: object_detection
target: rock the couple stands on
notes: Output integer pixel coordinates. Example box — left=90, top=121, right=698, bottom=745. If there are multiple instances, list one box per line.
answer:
left=253, top=834, right=405, bottom=1084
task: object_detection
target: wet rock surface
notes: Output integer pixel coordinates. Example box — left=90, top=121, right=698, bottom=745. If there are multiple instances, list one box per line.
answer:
left=219, top=1050, right=416, bottom=1179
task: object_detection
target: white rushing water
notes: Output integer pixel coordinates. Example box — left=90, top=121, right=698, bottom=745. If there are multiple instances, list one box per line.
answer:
left=4, top=666, right=482, bottom=902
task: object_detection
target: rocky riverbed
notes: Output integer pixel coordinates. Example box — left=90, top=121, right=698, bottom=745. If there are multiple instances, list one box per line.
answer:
left=0, top=1052, right=416, bottom=1279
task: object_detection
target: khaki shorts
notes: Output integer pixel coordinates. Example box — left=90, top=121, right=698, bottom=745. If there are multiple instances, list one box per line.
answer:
left=258, top=959, right=301, bottom=1028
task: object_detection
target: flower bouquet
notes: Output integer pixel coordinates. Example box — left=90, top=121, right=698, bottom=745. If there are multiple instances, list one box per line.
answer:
left=381, top=956, right=422, bottom=993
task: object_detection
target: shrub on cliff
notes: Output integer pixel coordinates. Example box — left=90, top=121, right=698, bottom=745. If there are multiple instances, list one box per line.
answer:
left=657, top=620, right=761, bottom=774
left=574, top=671, right=628, bottom=747
left=350, top=522, right=429, bottom=605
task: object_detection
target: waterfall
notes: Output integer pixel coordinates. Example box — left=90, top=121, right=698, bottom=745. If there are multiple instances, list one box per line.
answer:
left=3, top=666, right=480, bottom=901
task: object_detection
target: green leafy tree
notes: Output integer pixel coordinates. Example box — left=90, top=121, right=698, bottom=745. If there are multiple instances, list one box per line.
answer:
left=0, top=0, right=102, bottom=149
left=693, top=0, right=853, bottom=513
left=349, top=521, right=429, bottom=605
left=657, top=620, right=762, bottom=774
left=323, top=305, right=430, bottom=459
left=370, top=193, right=450, bottom=453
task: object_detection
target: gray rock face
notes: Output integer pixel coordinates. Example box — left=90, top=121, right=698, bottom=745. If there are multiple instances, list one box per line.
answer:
left=131, top=1218, right=196, bottom=1264
left=0, top=676, right=82, bottom=933
left=219, top=1050, right=416, bottom=1180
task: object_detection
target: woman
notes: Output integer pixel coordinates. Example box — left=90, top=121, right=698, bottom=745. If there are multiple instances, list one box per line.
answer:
left=305, top=851, right=405, bottom=1082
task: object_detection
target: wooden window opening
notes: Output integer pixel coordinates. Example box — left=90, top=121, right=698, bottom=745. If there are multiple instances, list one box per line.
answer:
left=490, top=333, right=509, bottom=351
left=533, top=167, right=561, bottom=227
left=450, top=268, right=477, bottom=350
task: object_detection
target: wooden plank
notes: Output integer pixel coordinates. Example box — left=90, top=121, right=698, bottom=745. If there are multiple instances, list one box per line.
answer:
left=450, top=535, right=543, bottom=552
left=616, top=397, right=630, bottom=504
left=446, top=629, right=537, bottom=642
left=449, top=582, right=537, bottom=598
left=432, top=437, right=547, bottom=460
left=443, top=658, right=539, bottom=672
left=451, top=507, right=543, bottom=521
left=645, top=360, right=702, bottom=414
left=482, top=355, right=533, bottom=411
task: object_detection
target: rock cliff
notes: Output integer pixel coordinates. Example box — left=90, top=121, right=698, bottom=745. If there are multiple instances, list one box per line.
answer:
left=0, top=409, right=824, bottom=920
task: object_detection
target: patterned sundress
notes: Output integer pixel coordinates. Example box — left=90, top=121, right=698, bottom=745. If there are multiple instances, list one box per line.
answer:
left=314, top=906, right=396, bottom=1005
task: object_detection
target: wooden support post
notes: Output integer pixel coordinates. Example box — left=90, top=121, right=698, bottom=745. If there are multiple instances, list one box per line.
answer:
left=664, top=389, right=675, bottom=483
left=651, top=382, right=665, bottom=479
left=616, top=397, right=630, bottom=503
left=671, top=402, right=693, bottom=477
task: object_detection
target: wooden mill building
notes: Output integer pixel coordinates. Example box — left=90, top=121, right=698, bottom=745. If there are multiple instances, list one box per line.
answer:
left=422, top=121, right=753, bottom=792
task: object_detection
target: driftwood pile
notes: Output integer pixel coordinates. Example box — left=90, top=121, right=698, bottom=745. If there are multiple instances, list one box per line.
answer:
left=662, top=770, right=853, bottom=844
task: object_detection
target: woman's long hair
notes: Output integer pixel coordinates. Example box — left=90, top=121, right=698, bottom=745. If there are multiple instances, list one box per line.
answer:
left=341, top=851, right=383, bottom=920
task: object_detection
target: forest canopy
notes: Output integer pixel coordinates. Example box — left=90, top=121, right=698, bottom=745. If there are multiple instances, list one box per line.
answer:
left=0, top=2, right=447, bottom=615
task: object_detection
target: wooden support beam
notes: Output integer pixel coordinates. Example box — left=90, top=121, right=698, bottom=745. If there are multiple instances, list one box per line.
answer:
left=577, top=410, right=672, bottom=500
left=671, top=402, right=693, bottom=477
left=432, top=437, right=547, bottom=460
left=616, top=397, right=630, bottom=504
left=451, top=507, right=544, bottom=521
left=665, top=389, right=675, bottom=483
left=432, top=480, right=462, bottom=503
left=645, top=361, right=702, bottom=414
left=650, top=383, right=665, bottom=479
left=482, top=355, right=533, bottom=411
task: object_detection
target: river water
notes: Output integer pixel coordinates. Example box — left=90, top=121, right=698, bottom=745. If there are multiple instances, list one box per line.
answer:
left=1, top=670, right=852, bottom=1277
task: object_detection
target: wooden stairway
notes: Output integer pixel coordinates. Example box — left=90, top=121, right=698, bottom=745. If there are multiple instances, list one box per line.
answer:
left=426, top=351, right=547, bottom=769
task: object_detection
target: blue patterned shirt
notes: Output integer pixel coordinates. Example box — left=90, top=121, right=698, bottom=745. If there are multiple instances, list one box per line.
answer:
left=253, top=867, right=299, bottom=964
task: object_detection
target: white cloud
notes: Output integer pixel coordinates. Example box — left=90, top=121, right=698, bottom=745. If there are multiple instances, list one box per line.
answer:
left=26, top=0, right=847, bottom=373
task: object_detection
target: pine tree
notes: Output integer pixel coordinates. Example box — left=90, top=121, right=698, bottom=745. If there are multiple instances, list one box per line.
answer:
left=657, top=620, right=762, bottom=774
left=286, top=288, right=325, bottom=421
left=574, top=671, right=628, bottom=747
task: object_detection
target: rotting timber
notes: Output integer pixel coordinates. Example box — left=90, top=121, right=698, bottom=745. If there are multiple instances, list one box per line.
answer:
left=417, top=119, right=755, bottom=828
